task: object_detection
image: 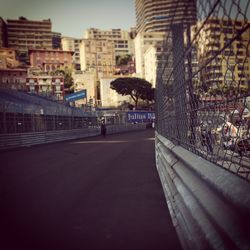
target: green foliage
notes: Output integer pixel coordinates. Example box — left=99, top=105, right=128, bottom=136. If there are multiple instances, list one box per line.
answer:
left=110, top=77, right=154, bottom=109
left=51, top=67, right=74, bottom=94
left=141, top=87, right=155, bottom=101
left=116, top=54, right=132, bottom=66
left=118, top=101, right=134, bottom=110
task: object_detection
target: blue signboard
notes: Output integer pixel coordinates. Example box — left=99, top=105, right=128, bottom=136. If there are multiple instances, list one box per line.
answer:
left=65, top=90, right=87, bottom=102
left=127, top=111, right=155, bottom=123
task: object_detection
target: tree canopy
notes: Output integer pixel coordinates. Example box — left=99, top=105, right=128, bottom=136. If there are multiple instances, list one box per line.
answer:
left=115, top=54, right=132, bottom=66
left=110, top=77, right=154, bottom=109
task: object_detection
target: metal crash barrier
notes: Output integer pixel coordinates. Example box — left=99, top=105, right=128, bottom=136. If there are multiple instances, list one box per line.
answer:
left=155, top=132, right=250, bottom=250
left=0, top=123, right=146, bottom=150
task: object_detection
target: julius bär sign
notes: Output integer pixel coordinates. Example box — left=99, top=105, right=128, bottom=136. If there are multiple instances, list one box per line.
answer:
left=127, top=111, right=155, bottom=122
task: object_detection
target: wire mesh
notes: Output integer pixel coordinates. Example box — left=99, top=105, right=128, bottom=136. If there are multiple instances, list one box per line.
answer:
left=155, top=0, right=250, bottom=181
left=0, top=89, right=98, bottom=133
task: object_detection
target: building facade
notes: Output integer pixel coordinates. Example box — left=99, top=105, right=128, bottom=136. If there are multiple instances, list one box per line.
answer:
left=0, top=17, right=7, bottom=47
left=0, top=68, right=27, bottom=89
left=26, top=75, right=64, bottom=100
left=72, top=71, right=97, bottom=107
left=61, top=37, right=82, bottom=70
left=144, top=46, right=158, bottom=87
left=194, top=18, right=250, bottom=91
left=135, top=0, right=196, bottom=33
left=79, top=39, right=116, bottom=77
left=52, top=32, right=62, bottom=49
left=84, top=28, right=135, bottom=57
left=6, top=17, right=53, bottom=63
left=134, top=31, right=166, bottom=78
left=29, top=48, right=74, bottom=72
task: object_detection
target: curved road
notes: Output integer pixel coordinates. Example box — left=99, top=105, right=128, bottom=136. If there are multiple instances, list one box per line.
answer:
left=0, top=129, right=181, bottom=250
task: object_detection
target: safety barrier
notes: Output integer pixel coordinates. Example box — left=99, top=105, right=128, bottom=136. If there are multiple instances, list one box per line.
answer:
left=0, top=123, right=146, bottom=150
left=155, top=132, right=250, bottom=250
left=107, top=123, right=146, bottom=134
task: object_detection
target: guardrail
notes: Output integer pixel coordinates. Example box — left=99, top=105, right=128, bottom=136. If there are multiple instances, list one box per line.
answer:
left=0, top=123, right=146, bottom=150
left=155, top=132, right=250, bottom=250
left=107, top=123, right=146, bottom=134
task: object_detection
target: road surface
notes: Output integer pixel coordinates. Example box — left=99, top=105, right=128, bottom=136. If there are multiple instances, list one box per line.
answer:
left=0, top=129, right=181, bottom=250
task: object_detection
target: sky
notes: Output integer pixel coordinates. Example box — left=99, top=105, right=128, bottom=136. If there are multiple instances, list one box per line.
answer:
left=0, top=0, right=136, bottom=38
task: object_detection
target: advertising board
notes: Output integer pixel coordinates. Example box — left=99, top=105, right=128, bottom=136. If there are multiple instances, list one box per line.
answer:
left=65, top=90, right=87, bottom=102
left=127, top=111, right=155, bottom=123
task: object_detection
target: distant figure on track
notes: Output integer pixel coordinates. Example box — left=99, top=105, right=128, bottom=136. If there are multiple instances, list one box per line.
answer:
left=101, top=120, right=107, bottom=137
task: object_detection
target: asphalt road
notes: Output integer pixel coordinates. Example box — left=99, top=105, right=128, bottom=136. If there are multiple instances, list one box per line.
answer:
left=0, top=129, right=181, bottom=250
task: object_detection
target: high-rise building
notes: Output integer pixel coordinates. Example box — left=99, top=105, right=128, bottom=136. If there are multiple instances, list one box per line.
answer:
left=6, top=17, right=53, bottom=63
left=135, top=0, right=196, bottom=33
left=84, top=28, right=134, bottom=57
left=0, top=17, right=7, bottom=47
left=134, top=31, right=166, bottom=78
left=79, top=39, right=116, bottom=77
left=79, top=38, right=116, bottom=105
left=194, top=18, right=250, bottom=90
left=61, top=37, right=82, bottom=70
left=52, top=32, right=62, bottom=49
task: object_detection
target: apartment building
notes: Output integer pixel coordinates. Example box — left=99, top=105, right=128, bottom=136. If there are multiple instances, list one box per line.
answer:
left=84, top=28, right=134, bottom=57
left=61, top=37, right=82, bottom=70
left=134, top=31, right=166, bottom=78
left=26, top=75, right=64, bottom=100
left=6, top=17, right=53, bottom=63
left=79, top=39, right=116, bottom=77
left=144, top=33, right=174, bottom=88
left=194, top=18, right=250, bottom=90
left=0, top=68, right=27, bottom=89
left=29, top=48, right=74, bottom=72
left=52, top=32, right=62, bottom=49
left=135, top=0, right=196, bottom=33
left=144, top=46, right=161, bottom=87
left=0, top=17, right=7, bottom=47
left=144, top=46, right=158, bottom=87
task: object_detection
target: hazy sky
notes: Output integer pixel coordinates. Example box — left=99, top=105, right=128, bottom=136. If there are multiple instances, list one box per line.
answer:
left=0, top=0, right=136, bottom=38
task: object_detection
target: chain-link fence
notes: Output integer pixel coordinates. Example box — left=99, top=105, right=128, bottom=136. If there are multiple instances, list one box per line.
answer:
left=156, top=0, right=250, bottom=181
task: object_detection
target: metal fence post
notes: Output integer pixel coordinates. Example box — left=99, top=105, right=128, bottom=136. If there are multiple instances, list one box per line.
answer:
left=186, top=25, right=198, bottom=147
left=171, top=24, right=188, bottom=144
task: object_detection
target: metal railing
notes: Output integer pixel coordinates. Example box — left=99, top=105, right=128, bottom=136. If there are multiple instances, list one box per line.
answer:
left=0, top=123, right=146, bottom=150
left=155, top=132, right=250, bottom=250
left=0, top=89, right=99, bottom=133
left=155, top=0, right=250, bottom=181
left=0, top=112, right=98, bottom=134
